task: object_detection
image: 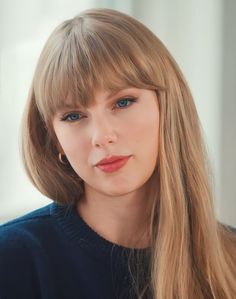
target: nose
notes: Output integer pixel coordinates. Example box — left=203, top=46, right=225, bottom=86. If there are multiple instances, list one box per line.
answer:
left=91, top=115, right=118, bottom=148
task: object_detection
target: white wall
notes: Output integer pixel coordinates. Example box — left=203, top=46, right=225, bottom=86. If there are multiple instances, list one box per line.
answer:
left=220, top=0, right=236, bottom=227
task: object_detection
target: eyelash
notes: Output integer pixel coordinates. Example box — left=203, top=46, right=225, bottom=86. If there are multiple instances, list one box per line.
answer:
left=60, top=97, right=137, bottom=122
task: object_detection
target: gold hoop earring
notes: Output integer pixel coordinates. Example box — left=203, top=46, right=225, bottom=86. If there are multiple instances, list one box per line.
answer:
left=58, top=153, right=67, bottom=165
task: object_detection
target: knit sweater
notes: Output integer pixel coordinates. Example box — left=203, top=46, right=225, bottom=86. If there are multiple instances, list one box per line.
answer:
left=0, top=202, right=151, bottom=299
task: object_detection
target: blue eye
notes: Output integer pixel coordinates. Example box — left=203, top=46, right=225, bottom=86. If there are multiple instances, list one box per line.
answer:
left=115, top=98, right=137, bottom=109
left=60, top=97, right=137, bottom=122
left=61, top=112, right=83, bottom=122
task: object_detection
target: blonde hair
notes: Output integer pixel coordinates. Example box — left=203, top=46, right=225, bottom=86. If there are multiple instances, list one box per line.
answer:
left=21, top=8, right=236, bottom=299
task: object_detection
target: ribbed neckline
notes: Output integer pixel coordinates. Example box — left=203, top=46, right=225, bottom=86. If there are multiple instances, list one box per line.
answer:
left=51, top=202, right=151, bottom=261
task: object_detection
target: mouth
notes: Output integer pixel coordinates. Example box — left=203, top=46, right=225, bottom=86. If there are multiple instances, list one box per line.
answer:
left=95, top=156, right=131, bottom=173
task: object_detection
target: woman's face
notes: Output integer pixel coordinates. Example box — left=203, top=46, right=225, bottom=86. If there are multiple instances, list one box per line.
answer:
left=52, top=87, right=159, bottom=197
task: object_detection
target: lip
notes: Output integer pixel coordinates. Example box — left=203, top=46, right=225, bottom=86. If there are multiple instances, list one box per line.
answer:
left=95, top=155, right=131, bottom=173
left=95, top=155, right=131, bottom=166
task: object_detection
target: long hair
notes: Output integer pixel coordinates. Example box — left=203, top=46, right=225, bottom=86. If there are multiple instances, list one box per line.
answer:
left=21, top=8, right=236, bottom=299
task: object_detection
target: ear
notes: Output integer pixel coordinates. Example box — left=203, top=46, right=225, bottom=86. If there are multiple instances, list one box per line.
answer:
left=51, top=131, right=65, bottom=155
left=48, top=122, right=65, bottom=155
left=55, top=140, right=65, bottom=155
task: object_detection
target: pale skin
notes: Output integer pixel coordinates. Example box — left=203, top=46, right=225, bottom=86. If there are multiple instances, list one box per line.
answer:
left=53, top=87, right=159, bottom=249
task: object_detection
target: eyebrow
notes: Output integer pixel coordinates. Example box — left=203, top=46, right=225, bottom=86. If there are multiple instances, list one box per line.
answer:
left=104, top=87, right=138, bottom=100
left=57, top=87, right=138, bottom=111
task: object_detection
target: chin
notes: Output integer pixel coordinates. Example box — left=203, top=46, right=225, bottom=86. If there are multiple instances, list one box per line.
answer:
left=101, top=183, right=140, bottom=197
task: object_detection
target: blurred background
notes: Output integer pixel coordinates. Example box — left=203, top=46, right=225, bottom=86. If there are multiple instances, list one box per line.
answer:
left=0, top=0, right=235, bottom=226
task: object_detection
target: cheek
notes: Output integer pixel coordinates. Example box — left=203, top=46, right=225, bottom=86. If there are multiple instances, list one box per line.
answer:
left=54, top=127, right=88, bottom=161
left=126, top=112, right=159, bottom=148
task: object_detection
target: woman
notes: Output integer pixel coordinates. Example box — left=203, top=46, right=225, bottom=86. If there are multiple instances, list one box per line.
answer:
left=0, top=8, right=235, bottom=299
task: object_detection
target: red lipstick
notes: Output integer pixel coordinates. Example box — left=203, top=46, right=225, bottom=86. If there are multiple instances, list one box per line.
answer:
left=95, top=155, right=131, bottom=173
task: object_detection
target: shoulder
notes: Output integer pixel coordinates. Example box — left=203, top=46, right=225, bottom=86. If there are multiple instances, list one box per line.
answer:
left=0, top=202, right=53, bottom=229
left=222, top=223, right=236, bottom=236
left=0, top=202, right=56, bottom=267
left=0, top=203, right=57, bottom=296
left=0, top=203, right=53, bottom=251
left=211, top=222, right=236, bottom=244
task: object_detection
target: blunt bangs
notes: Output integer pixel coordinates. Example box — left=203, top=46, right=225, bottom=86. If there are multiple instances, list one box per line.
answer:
left=33, top=13, right=166, bottom=123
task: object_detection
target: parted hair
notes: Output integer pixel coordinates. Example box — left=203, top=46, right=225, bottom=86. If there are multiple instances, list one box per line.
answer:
left=21, top=8, right=236, bottom=299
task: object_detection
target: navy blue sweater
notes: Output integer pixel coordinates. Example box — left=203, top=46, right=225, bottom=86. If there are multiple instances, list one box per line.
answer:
left=0, top=202, right=151, bottom=299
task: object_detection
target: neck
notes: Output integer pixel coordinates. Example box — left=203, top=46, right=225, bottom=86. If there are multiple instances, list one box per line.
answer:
left=76, top=184, right=152, bottom=249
